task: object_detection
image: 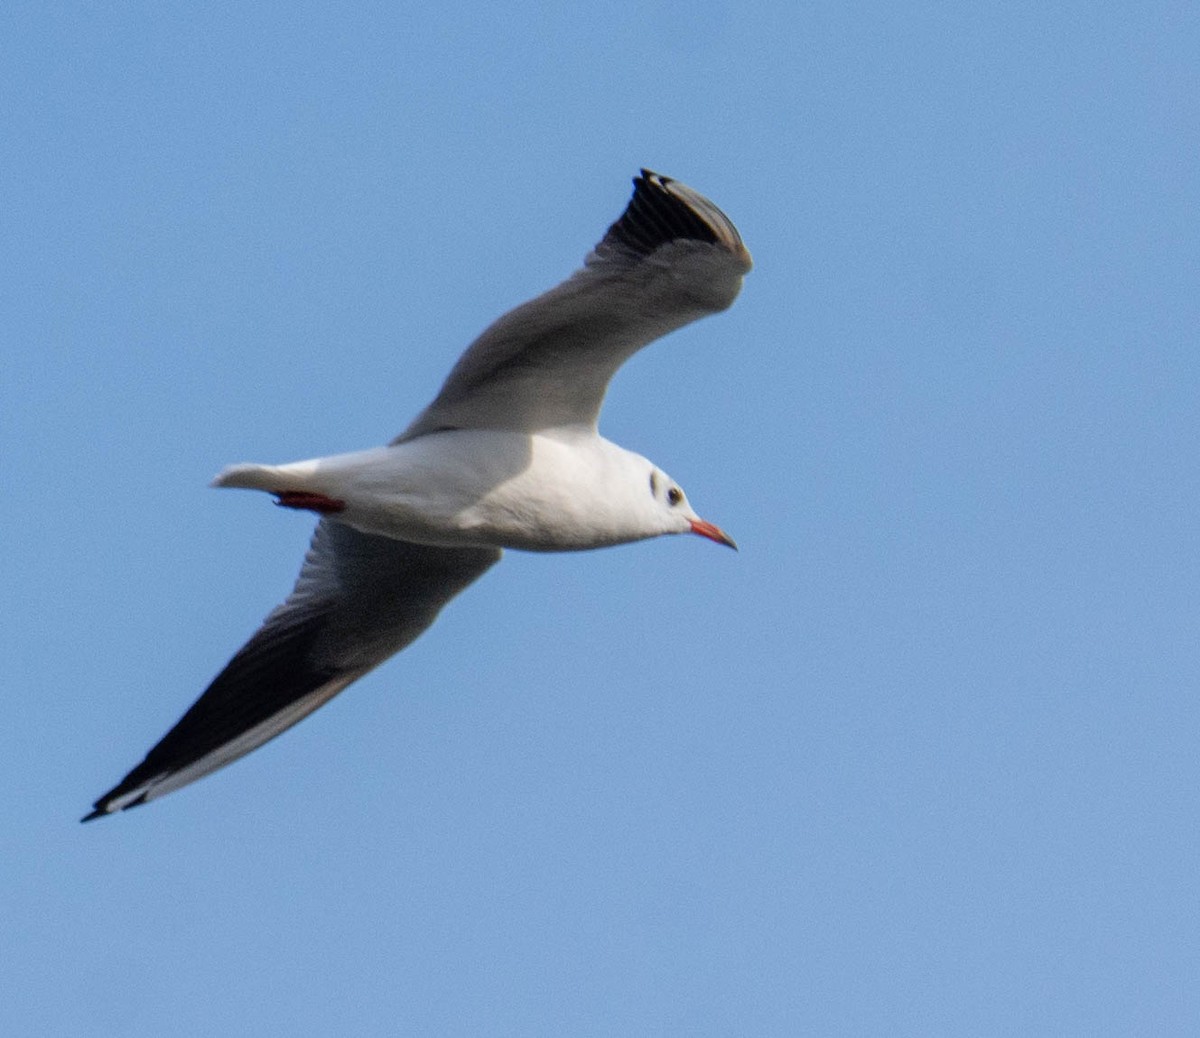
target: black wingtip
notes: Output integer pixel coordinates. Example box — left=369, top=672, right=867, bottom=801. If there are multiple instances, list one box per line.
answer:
left=602, top=169, right=722, bottom=258
left=81, top=785, right=150, bottom=823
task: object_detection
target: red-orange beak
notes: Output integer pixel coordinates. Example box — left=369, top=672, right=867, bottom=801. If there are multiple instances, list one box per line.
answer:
left=689, top=518, right=738, bottom=550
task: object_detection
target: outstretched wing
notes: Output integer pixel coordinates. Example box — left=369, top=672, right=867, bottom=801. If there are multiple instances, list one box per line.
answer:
left=84, top=521, right=500, bottom=819
left=397, top=170, right=751, bottom=441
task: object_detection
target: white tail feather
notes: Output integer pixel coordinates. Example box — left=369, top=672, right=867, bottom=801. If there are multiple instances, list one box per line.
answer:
left=211, top=463, right=292, bottom=491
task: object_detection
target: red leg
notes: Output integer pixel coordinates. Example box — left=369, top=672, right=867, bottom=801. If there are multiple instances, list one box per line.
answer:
left=273, top=491, right=347, bottom=514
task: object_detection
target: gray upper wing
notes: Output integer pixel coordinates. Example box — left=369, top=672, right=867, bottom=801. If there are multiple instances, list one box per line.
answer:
left=84, top=521, right=500, bottom=819
left=396, top=170, right=751, bottom=441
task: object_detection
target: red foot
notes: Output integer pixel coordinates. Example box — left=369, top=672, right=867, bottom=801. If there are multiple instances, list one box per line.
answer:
left=273, top=491, right=347, bottom=514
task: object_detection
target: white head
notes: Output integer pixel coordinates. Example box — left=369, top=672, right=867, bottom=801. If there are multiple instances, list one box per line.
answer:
left=643, top=463, right=737, bottom=549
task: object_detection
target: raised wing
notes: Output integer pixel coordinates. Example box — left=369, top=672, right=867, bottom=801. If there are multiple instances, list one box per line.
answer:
left=397, top=170, right=751, bottom=441
left=84, top=522, right=500, bottom=819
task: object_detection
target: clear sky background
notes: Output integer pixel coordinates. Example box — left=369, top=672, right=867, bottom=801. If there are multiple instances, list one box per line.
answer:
left=5, top=3, right=1198, bottom=1035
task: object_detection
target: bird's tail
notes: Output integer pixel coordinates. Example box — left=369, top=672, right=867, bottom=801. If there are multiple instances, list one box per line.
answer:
left=211, top=462, right=304, bottom=492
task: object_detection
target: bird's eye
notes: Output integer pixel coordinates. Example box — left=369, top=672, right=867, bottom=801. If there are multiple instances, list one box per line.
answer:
left=667, top=487, right=683, bottom=506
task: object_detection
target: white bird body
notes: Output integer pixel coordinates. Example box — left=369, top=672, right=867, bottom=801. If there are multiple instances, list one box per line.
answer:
left=85, top=169, right=750, bottom=819
left=215, top=429, right=700, bottom=552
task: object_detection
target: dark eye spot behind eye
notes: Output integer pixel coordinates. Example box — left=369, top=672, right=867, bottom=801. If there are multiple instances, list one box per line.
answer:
left=667, top=487, right=683, bottom=506
left=649, top=471, right=660, bottom=496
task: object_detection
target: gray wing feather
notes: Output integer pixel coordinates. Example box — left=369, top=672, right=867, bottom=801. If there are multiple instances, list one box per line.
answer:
left=84, top=521, right=500, bottom=818
left=397, top=170, right=751, bottom=440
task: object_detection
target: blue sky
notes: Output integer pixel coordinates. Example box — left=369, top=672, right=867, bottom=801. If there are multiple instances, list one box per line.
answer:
left=5, top=3, right=1199, bottom=1034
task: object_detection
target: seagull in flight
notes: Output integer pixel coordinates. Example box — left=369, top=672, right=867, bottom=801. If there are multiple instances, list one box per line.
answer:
left=84, top=169, right=751, bottom=820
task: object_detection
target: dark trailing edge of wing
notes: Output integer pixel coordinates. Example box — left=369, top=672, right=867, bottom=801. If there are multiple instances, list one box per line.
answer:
left=603, top=169, right=720, bottom=257
left=82, top=606, right=336, bottom=820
